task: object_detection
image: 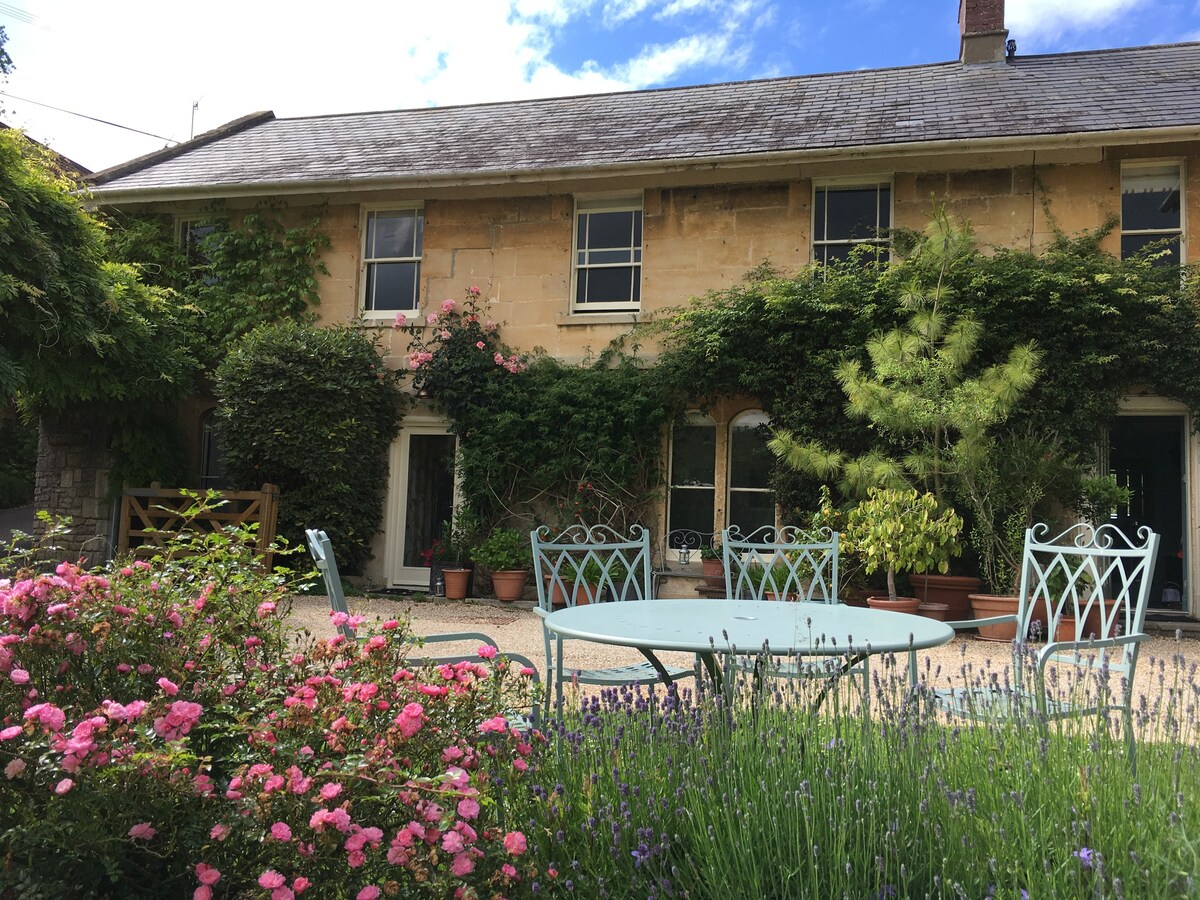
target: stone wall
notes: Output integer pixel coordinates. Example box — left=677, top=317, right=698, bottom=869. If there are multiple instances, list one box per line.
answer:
left=34, top=411, right=114, bottom=566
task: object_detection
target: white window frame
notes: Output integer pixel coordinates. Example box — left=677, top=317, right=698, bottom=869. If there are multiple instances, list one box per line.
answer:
left=571, top=194, right=643, bottom=313
left=727, top=410, right=775, bottom=533
left=811, top=179, right=893, bottom=266
left=176, top=217, right=216, bottom=267
left=360, top=204, right=424, bottom=318
left=1120, top=160, right=1186, bottom=266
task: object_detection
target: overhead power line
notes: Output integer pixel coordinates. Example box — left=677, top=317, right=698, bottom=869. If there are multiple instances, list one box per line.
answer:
left=0, top=91, right=177, bottom=142
left=0, top=2, right=42, bottom=27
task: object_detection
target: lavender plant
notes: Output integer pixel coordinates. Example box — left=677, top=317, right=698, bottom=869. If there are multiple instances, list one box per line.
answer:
left=523, top=643, right=1199, bottom=898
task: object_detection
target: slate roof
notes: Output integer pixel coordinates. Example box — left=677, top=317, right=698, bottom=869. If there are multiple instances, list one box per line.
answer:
left=90, top=42, right=1200, bottom=199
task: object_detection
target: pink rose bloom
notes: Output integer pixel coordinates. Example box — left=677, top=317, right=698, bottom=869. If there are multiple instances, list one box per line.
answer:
left=514, top=758, right=529, bottom=772
left=128, top=822, right=156, bottom=840
left=457, top=797, right=480, bottom=819
left=0, top=725, right=22, bottom=740
left=10, top=668, right=29, bottom=684
left=271, top=888, right=294, bottom=900
left=292, top=876, right=311, bottom=893
left=24, top=703, right=66, bottom=732
left=157, top=677, right=179, bottom=696
left=451, top=853, right=475, bottom=877
left=54, top=777, right=74, bottom=795
left=194, top=888, right=212, bottom=900
left=502, top=863, right=517, bottom=878
left=477, top=645, right=497, bottom=660
left=319, top=782, right=343, bottom=800
left=392, top=312, right=407, bottom=329
left=209, top=823, right=231, bottom=841
left=195, top=862, right=221, bottom=886
left=503, top=831, right=527, bottom=856
left=258, top=870, right=286, bottom=890
left=5, top=758, right=26, bottom=779
left=137, top=664, right=154, bottom=675
left=356, top=888, right=380, bottom=900
left=271, top=822, right=292, bottom=841
left=493, top=352, right=504, bottom=365
left=479, top=715, right=509, bottom=734
left=425, top=313, right=439, bottom=325
left=475, top=341, right=486, bottom=349
left=440, top=298, right=456, bottom=313
left=441, top=830, right=464, bottom=854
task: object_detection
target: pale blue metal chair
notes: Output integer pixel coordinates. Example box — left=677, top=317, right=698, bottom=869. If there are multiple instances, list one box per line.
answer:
left=936, top=522, right=1160, bottom=766
left=305, top=527, right=541, bottom=729
left=722, top=524, right=840, bottom=602
left=721, top=525, right=869, bottom=709
left=530, top=523, right=695, bottom=714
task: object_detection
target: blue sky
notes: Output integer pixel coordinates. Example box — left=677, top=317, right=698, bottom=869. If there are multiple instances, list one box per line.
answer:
left=2, top=0, right=1199, bottom=173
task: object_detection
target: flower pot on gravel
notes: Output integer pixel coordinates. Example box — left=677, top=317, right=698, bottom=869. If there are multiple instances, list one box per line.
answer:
left=443, top=568, right=471, bottom=601
left=866, top=595, right=922, bottom=615
left=490, top=569, right=529, bottom=603
left=908, top=573, right=981, bottom=621
left=917, top=601, right=950, bottom=621
left=967, top=593, right=1019, bottom=641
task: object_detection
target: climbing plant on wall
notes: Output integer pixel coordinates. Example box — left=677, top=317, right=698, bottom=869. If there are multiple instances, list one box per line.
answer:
left=399, top=288, right=671, bottom=532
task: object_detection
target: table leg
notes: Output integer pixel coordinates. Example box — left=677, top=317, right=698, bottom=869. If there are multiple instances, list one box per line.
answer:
left=637, top=647, right=675, bottom=684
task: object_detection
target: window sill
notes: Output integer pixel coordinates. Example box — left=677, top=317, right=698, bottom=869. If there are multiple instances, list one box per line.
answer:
left=557, top=311, right=641, bottom=327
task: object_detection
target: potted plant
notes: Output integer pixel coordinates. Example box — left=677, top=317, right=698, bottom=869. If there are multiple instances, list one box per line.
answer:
left=472, top=526, right=532, bottom=602
left=845, top=487, right=963, bottom=616
left=427, top=512, right=479, bottom=600
left=700, top=542, right=724, bottom=589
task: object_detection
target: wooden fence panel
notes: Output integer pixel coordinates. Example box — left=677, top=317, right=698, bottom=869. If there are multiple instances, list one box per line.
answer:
left=117, top=483, right=280, bottom=567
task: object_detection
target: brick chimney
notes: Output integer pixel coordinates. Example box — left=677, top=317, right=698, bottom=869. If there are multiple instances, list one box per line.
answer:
left=959, top=0, right=1008, bottom=64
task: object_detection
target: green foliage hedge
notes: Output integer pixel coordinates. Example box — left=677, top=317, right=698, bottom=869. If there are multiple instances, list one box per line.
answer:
left=215, top=323, right=406, bottom=574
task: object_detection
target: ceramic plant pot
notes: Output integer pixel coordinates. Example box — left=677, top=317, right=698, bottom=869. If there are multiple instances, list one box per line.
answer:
left=490, top=569, right=529, bottom=603
left=908, top=574, right=982, bottom=621
left=967, top=593, right=1019, bottom=641
left=443, top=568, right=471, bottom=601
left=866, top=595, right=922, bottom=615
left=701, top=558, right=725, bottom=589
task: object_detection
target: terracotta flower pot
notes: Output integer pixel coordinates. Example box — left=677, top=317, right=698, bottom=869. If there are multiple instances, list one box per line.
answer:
left=442, top=568, right=471, bottom=601
left=908, top=573, right=982, bottom=621
left=918, top=601, right=950, bottom=621
left=544, top=575, right=567, bottom=608
left=967, top=593, right=1019, bottom=641
left=490, top=569, right=529, bottom=603
left=866, top=595, right=922, bottom=615
left=701, top=558, right=725, bottom=589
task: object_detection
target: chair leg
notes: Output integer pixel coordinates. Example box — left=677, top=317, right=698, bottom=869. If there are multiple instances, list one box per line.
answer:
left=861, top=657, right=871, bottom=721
left=1124, top=706, right=1137, bottom=775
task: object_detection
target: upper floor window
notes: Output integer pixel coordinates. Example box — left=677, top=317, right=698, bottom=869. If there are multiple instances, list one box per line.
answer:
left=1121, top=163, right=1184, bottom=266
left=573, top=196, right=642, bottom=312
left=813, top=182, right=891, bottom=265
left=362, top=207, right=423, bottom=313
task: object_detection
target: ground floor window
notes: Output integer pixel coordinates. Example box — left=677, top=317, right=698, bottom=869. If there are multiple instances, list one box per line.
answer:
left=667, top=407, right=775, bottom=546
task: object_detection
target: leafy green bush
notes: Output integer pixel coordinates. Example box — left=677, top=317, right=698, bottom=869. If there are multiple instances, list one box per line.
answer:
left=215, top=323, right=406, bottom=574
left=472, top=527, right=532, bottom=571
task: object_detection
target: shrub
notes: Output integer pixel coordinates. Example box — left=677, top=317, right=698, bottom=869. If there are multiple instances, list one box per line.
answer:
left=472, top=527, right=533, bottom=572
left=0, top=508, right=543, bottom=896
left=215, top=322, right=407, bottom=574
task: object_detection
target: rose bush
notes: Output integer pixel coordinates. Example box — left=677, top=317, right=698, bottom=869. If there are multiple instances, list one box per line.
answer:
left=0, top=513, right=543, bottom=898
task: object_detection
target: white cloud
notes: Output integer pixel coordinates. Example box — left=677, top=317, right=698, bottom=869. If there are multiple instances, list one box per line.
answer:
left=614, top=32, right=740, bottom=85
left=1006, top=0, right=1149, bottom=40
left=603, top=0, right=656, bottom=27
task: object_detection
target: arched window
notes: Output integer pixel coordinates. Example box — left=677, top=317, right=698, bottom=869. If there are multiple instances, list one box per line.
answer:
left=668, top=412, right=716, bottom=537
left=728, top=411, right=774, bottom=532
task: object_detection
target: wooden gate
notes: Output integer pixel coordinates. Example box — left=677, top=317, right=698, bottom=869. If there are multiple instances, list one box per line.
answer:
left=117, top=483, right=280, bottom=567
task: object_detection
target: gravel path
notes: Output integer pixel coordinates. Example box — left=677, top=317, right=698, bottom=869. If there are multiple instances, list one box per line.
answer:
left=287, top=594, right=1200, bottom=710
